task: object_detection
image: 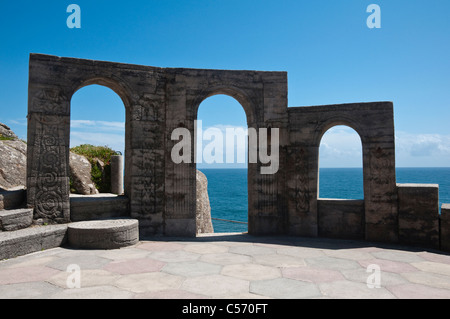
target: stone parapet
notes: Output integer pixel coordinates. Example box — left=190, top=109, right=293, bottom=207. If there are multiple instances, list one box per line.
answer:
left=397, top=184, right=440, bottom=249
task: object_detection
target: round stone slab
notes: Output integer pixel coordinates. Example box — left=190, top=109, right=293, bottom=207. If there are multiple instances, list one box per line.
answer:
left=68, top=219, right=139, bottom=250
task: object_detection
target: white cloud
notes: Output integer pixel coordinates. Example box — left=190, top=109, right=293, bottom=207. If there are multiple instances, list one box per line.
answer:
left=395, top=131, right=450, bottom=167
left=319, top=126, right=363, bottom=168
left=71, top=120, right=125, bottom=131
left=318, top=127, right=450, bottom=167
left=70, top=120, right=125, bottom=154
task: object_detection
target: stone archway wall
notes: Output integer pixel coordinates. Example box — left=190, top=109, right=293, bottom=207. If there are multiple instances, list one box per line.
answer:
left=27, top=54, right=289, bottom=237
left=27, top=54, right=168, bottom=235
left=27, top=54, right=411, bottom=244
left=286, top=102, right=398, bottom=243
left=163, top=67, right=289, bottom=236
left=26, top=54, right=448, bottom=248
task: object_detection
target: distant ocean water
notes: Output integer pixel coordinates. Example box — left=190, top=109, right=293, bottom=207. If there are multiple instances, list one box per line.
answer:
left=200, top=168, right=450, bottom=233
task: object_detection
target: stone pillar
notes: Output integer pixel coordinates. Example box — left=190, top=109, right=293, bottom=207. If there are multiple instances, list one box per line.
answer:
left=111, top=155, right=124, bottom=195
left=397, top=184, right=440, bottom=249
left=441, top=204, right=450, bottom=252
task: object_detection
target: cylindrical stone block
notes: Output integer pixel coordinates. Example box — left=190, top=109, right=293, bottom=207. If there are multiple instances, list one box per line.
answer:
left=111, top=155, right=124, bottom=195
left=68, top=219, right=139, bottom=249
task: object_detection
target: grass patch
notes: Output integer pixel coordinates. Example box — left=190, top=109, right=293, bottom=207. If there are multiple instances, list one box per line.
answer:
left=0, top=135, right=14, bottom=141
left=70, top=144, right=121, bottom=193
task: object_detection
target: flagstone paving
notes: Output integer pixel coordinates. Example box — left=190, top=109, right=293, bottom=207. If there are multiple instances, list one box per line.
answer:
left=1, top=233, right=450, bottom=299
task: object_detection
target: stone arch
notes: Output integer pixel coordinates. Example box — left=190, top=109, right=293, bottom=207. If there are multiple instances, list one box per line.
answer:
left=68, top=76, right=134, bottom=111
left=191, top=84, right=258, bottom=126
left=313, top=117, right=366, bottom=147
left=194, top=93, right=249, bottom=234
left=286, top=102, right=397, bottom=242
left=69, top=82, right=128, bottom=196
left=191, top=86, right=263, bottom=235
left=316, top=124, right=364, bottom=199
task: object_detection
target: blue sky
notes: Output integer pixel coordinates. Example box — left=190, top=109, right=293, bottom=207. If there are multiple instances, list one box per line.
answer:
left=1, top=1, right=449, bottom=167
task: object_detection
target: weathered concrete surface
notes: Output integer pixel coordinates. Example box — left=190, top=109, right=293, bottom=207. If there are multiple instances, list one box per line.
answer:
left=0, top=208, right=33, bottom=231
left=0, top=225, right=67, bottom=260
left=318, top=199, right=364, bottom=240
left=196, top=170, right=214, bottom=234
left=67, top=219, right=139, bottom=249
left=70, top=194, right=129, bottom=222
left=441, top=204, right=450, bottom=252
left=287, top=103, right=398, bottom=243
left=397, top=184, right=440, bottom=249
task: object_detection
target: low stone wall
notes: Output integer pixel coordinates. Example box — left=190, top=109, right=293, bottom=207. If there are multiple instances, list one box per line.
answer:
left=441, top=204, right=450, bottom=252
left=317, top=199, right=365, bottom=240
left=397, top=184, right=440, bottom=249
left=0, top=189, right=25, bottom=210
left=70, top=194, right=130, bottom=222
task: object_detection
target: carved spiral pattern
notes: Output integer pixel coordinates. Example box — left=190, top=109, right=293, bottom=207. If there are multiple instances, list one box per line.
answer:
left=42, top=135, right=57, bottom=146
left=40, top=172, right=58, bottom=188
left=35, top=190, right=63, bottom=219
left=42, top=151, right=59, bottom=166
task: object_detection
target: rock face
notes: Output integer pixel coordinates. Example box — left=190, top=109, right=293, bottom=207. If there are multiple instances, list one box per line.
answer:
left=196, top=170, right=214, bottom=234
left=69, top=152, right=99, bottom=195
left=0, top=123, right=18, bottom=140
left=0, top=124, right=26, bottom=190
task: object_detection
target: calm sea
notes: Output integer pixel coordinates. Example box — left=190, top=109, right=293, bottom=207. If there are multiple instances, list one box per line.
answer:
left=200, top=168, right=450, bottom=233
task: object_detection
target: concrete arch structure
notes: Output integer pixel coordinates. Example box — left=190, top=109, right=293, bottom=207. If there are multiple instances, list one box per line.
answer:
left=286, top=102, right=398, bottom=242
left=27, top=54, right=446, bottom=250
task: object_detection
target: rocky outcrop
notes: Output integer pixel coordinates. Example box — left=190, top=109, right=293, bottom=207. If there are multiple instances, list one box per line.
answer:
left=0, top=124, right=26, bottom=190
left=0, top=123, right=18, bottom=140
left=69, top=152, right=99, bottom=195
left=196, top=170, right=214, bottom=234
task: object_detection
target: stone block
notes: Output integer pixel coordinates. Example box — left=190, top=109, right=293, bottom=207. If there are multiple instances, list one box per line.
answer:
left=318, top=199, right=364, bottom=240
left=0, top=188, right=26, bottom=210
left=397, top=184, right=440, bottom=249
left=0, top=225, right=68, bottom=260
left=441, top=204, right=450, bottom=252
left=0, top=208, right=33, bottom=231
left=69, top=194, right=130, bottom=222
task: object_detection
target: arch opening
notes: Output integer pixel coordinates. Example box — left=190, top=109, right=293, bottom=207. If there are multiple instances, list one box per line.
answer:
left=195, top=94, right=249, bottom=235
left=318, top=125, right=364, bottom=200
left=69, top=84, right=126, bottom=196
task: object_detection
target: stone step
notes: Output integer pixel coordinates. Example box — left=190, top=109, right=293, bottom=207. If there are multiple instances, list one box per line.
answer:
left=67, top=218, right=139, bottom=250
left=0, top=208, right=33, bottom=231
left=0, top=188, right=26, bottom=210
left=0, top=225, right=68, bottom=260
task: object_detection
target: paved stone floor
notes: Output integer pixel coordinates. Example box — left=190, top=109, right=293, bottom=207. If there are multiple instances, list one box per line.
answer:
left=1, top=233, right=450, bottom=299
